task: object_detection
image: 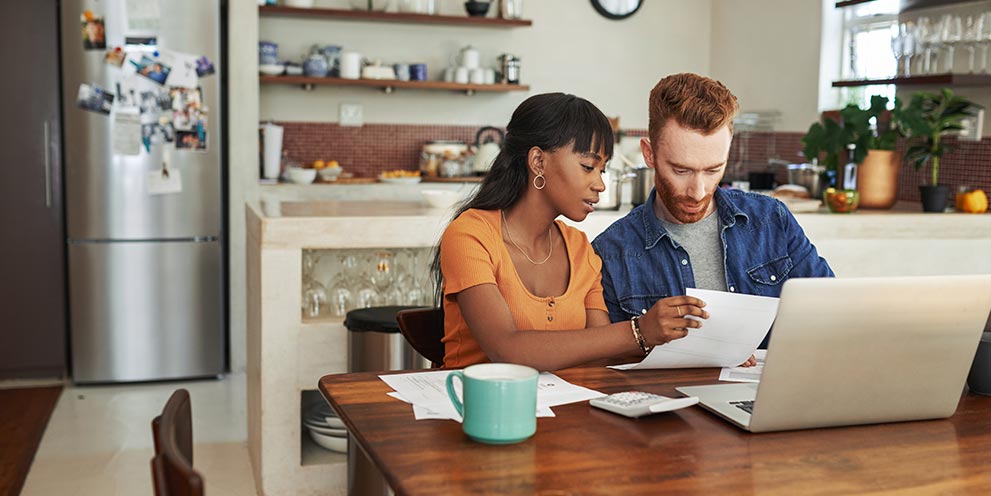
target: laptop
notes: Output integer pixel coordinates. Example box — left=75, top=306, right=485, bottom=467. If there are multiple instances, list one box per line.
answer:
left=676, top=275, right=991, bottom=433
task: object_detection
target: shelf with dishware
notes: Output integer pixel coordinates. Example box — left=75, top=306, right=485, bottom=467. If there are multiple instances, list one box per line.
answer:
left=832, top=73, right=991, bottom=87
left=259, top=5, right=532, bottom=27
left=260, top=75, right=529, bottom=94
left=835, top=0, right=978, bottom=12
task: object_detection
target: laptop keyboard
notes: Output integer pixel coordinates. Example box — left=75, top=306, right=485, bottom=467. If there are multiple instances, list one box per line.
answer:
left=730, top=400, right=754, bottom=414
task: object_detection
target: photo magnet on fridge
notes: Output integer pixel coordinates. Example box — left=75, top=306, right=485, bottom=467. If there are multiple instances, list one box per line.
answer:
left=77, top=83, right=114, bottom=115
left=104, top=47, right=126, bottom=67
left=132, top=55, right=171, bottom=85
left=176, top=130, right=206, bottom=151
left=195, top=56, right=215, bottom=77
left=81, top=10, right=106, bottom=50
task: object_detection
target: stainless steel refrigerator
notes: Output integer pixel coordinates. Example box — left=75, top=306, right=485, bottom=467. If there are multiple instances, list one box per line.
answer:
left=61, top=0, right=225, bottom=383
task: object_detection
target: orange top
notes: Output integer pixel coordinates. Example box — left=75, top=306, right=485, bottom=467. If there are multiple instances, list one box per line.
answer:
left=439, top=208, right=608, bottom=369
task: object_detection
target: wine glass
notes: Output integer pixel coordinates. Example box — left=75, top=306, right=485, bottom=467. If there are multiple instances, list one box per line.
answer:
left=890, top=24, right=904, bottom=78
left=901, top=22, right=917, bottom=77
left=329, top=253, right=356, bottom=317
left=940, top=15, right=963, bottom=73
left=963, top=15, right=982, bottom=73
left=302, top=251, right=328, bottom=317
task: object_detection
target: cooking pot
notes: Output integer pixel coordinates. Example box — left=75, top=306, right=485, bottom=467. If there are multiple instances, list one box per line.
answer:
left=473, top=126, right=503, bottom=174
left=787, top=163, right=825, bottom=198
left=597, top=169, right=621, bottom=210
left=630, top=166, right=654, bottom=206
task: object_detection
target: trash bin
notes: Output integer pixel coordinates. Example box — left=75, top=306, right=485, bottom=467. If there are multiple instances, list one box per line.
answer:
left=344, top=305, right=432, bottom=496
left=345, top=305, right=432, bottom=372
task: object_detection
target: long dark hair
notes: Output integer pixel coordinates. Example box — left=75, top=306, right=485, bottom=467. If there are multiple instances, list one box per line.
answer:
left=430, top=93, right=614, bottom=306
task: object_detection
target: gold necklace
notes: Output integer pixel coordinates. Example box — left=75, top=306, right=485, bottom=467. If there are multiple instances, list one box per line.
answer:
left=502, top=209, right=553, bottom=265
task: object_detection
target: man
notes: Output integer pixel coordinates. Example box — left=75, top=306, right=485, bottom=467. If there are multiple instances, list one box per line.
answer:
left=591, top=73, right=833, bottom=349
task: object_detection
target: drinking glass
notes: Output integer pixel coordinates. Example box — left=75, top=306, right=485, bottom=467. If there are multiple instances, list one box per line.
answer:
left=979, top=12, right=991, bottom=73
left=964, top=15, right=982, bottom=73
left=302, top=252, right=328, bottom=317
left=901, top=22, right=917, bottom=77
left=940, top=15, right=963, bottom=73
left=329, top=253, right=356, bottom=317
left=890, top=24, right=904, bottom=77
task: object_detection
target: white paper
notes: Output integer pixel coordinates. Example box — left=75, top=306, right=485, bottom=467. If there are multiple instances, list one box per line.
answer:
left=146, top=169, right=181, bottom=195
left=159, top=50, right=199, bottom=89
left=379, top=370, right=599, bottom=422
left=611, top=289, right=779, bottom=370
left=113, top=107, right=142, bottom=155
left=126, top=0, right=160, bottom=32
left=718, top=349, right=767, bottom=383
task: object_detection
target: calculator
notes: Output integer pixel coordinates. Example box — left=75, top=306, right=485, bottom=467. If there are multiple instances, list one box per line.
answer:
left=590, top=391, right=699, bottom=418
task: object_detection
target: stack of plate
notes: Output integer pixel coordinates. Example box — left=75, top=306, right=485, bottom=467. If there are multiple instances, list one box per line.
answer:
left=303, top=403, right=348, bottom=453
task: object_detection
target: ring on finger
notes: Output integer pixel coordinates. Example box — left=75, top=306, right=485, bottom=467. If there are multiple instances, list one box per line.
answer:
left=676, top=305, right=683, bottom=317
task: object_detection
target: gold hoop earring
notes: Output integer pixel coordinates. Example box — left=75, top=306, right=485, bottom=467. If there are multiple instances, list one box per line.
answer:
left=532, top=173, right=546, bottom=190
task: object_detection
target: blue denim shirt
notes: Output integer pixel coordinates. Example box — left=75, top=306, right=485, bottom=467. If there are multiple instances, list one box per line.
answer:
left=591, top=188, right=834, bottom=347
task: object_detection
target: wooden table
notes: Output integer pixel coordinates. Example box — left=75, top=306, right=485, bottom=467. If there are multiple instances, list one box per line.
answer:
left=318, top=365, right=991, bottom=495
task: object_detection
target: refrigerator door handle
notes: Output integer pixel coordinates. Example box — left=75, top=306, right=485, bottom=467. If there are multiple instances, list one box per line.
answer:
left=43, top=120, right=52, bottom=208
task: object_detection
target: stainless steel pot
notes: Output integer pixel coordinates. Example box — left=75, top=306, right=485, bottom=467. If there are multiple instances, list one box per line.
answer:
left=787, top=163, right=825, bottom=198
left=597, top=169, right=621, bottom=210
left=630, top=166, right=654, bottom=206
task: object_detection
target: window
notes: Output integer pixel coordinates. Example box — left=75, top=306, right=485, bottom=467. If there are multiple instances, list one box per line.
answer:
left=838, top=0, right=899, bottom=109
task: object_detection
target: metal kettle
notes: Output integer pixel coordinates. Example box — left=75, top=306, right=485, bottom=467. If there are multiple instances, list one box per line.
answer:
left=473, top=126, right=504, bottom=174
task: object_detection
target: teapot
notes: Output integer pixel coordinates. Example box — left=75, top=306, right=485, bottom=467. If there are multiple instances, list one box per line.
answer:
left=473, top=126, right=504, bottom=174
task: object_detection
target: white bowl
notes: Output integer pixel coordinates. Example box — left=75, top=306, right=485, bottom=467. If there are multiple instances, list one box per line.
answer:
left=421, top=189, right=462, bottom=209
left=259, top=63, right=285, bottom=76
left=309, top=429, right=348, bottom=452
left=285, top=0, right=314, bottom=7
left=286, top=168, right=317, bottom=184
left=305, top=423, right=348, bottom=437
left=324, top=416, right=346, bottom=428
left=318, top=167, right=343, bottom=181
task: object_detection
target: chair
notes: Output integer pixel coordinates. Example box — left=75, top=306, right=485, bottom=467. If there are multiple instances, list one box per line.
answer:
left=151, top=389, right=204, bottom=496
left=396, top=307, right=445, bottom=368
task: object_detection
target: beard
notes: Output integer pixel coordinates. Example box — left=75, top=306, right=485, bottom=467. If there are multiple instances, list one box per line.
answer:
left=655, top=173, right=714, bottom=224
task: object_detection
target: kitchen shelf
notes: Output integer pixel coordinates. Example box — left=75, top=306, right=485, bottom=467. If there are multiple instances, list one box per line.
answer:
left=835, top=0, right=978, bottom=12
left=260, top=75, right=529, bottom=95
left=832, top=73, right=991, bottom=87
left=259, top=5, right=532, bottom=27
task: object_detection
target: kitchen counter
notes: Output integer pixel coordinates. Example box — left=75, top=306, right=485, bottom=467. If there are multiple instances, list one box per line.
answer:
left=254, top=200, right=991, bottom=276
left=245, top=199, right=991, bottom=495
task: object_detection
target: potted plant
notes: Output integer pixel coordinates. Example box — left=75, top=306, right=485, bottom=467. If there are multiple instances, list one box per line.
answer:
left=801, top=95, right=906, bottom=208
left=900, top=88, right=978, bottom=213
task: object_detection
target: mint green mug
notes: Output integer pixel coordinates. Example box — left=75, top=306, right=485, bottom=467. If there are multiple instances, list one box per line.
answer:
left=446, top=363, right=538, bottom=444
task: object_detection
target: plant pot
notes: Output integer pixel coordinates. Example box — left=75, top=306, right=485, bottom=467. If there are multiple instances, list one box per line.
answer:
left=919, top=185, right=950, bottom=212
left=968, top=332, right=991, bottom=395
left=856, top=150, right=899, bottom=209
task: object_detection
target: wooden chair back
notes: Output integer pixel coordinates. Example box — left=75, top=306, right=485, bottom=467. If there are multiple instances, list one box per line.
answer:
left=151, top=389, right=204, bottom=496
left=396, top=307, right=445, bottom=368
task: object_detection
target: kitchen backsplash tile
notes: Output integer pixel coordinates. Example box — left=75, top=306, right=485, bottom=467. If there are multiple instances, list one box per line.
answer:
left=277, top=122, right=991, bottom=203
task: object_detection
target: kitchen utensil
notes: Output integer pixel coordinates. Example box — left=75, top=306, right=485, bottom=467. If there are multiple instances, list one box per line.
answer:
left=258, top=63, right=285, bottom=76
left=398, top=0, right=437, bottom=14
left=259, top=122, right=283, bottom=180
left=302, top=54, right=329, bottom=77
left=339, top=51, right=362, bottom=79
left=483, top=68, right=496, bottom=84
left=473, top=126, right=504, bottom=174
left=500, top=0, right=523, bottom=19
left=410, top=63, right=427, bottom=81
left=313, top=45, right=342, bottom=76
left=465, top=1, right=491, bottom=16
left=499, top=53, right=520, bottom=84
left=787, top=163, right=825, bottom=198
left=456, top=45, right=481, bottom=69
left=361, top=61, right=396, bottom=79
left=630, top=166, right=654, bottom=206
left=285, top=0, right=314, bottom=7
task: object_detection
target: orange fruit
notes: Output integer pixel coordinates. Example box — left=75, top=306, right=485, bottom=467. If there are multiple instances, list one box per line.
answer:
left=960, top=190, right=988, bottom=213
left=313, top=159, right=326, bottom=170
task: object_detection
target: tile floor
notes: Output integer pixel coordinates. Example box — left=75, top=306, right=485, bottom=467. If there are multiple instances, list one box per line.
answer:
left=19, top=374, right=257, bottom=496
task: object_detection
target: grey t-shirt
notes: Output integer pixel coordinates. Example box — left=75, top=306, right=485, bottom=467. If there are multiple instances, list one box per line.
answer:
left=659, top=212, right=727, bottom=292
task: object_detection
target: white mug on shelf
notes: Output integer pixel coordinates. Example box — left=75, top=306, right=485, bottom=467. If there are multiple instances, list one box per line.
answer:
left=456, top=45, right=480, bottom=69
left=443, top=66, right=456, bottom=82
left=340, top=51, right=362, bottom=79
left=483, top=67, right=496, bottom=84
left=259, top=122, right=283, bottom=180
left=454, top=66, right=469, bottom=84
left=469, top=67, right=485, bottom=84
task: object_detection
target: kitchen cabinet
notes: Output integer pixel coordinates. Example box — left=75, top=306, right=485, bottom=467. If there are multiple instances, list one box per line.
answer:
left=0, top=0, right=67, bottom=379
left=258, top=5, right=531, bottom=95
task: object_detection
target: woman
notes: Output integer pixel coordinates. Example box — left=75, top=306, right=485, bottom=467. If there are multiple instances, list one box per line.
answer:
left=434, top=93, right=709, bottom=371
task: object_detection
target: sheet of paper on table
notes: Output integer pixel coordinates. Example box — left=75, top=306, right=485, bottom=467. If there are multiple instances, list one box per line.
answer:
left=719, top=349, right=767, bottom=383
left=610, top=288, right=779, bottom=370
left=379, top=370, right=604, bottom=422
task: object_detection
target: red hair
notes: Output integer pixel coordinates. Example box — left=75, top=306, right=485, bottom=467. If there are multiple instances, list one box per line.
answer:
left=648, top=73, right=739, bottom=142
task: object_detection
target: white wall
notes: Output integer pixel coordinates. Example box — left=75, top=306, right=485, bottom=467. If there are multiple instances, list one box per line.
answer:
left=709, top=0, right=823, bottom=132
left=259, top=0, right=712, bottom=128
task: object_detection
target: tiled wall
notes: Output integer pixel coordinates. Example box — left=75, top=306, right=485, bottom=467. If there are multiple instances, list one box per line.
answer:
left=277, top=122, right=991, bottom=202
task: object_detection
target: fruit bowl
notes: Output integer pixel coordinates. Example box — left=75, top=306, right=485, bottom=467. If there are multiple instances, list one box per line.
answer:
left=823, top=188, right=859, bottom=213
